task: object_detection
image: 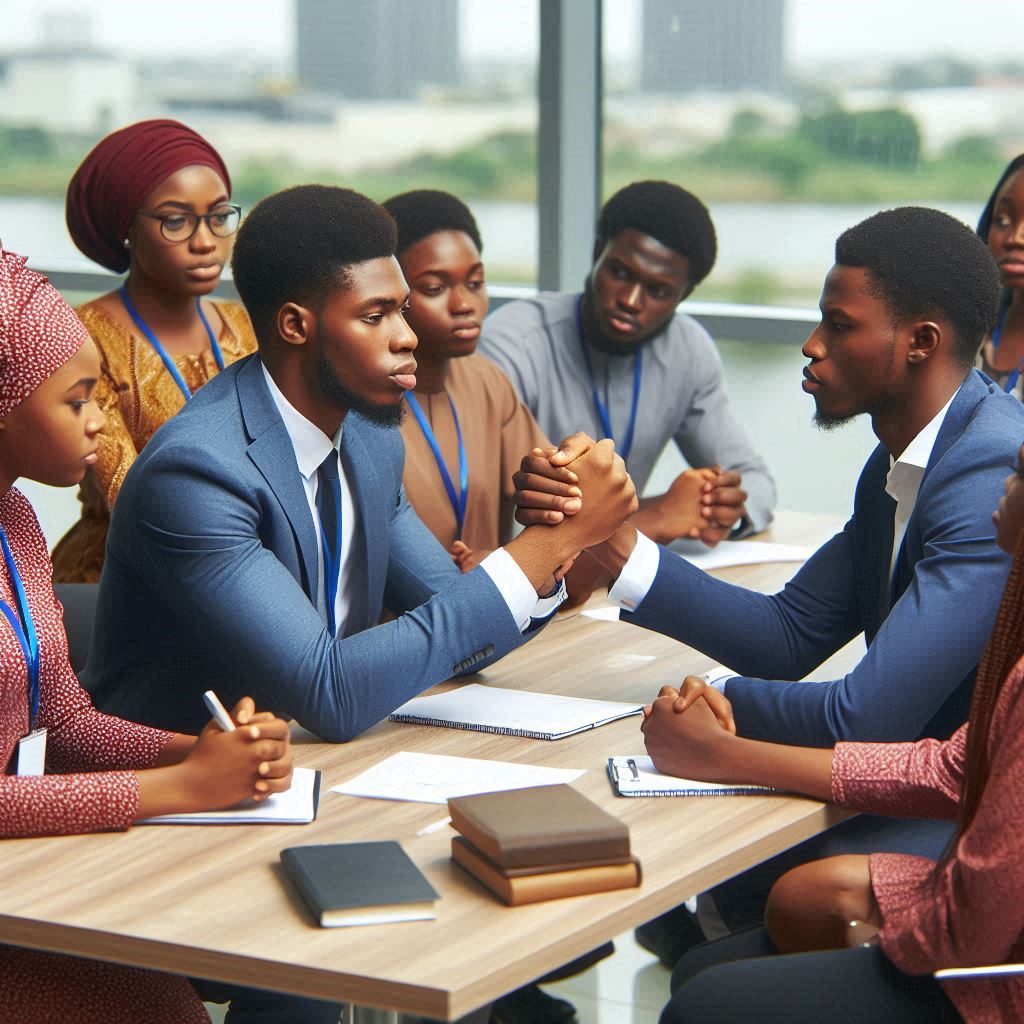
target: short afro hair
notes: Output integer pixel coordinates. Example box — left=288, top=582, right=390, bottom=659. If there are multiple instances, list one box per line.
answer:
left=596, top=180, right=717, bottom=285
left=835, top=207, right=1000, bottom=366
left=382, top=189, right=483, bottom=256
left=232, top=184, right=397, bottom=330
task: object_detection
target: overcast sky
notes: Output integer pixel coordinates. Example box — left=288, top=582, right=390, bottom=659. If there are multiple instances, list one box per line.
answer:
left=4, top=0, right=1024, bottom=68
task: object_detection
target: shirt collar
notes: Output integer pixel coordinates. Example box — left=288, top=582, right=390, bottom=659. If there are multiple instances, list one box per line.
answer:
left=885, top=387, right=959, bottom=497
left=261, top=362, right=341, bottom=480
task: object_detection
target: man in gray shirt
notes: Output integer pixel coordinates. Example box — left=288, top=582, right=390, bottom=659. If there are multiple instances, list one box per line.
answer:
left=479, top=181, right=775, bottom=553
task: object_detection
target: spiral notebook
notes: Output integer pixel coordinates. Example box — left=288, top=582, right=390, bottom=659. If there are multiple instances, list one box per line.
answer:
left=607, top=756, right=779, bottom=797
left=389, top=684, right=642, bottom=740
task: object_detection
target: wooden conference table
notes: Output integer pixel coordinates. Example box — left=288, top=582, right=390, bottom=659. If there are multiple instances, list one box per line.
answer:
left=0, top=511, right=862, bottom=1021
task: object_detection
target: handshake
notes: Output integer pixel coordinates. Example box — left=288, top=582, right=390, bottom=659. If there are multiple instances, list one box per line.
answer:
left=504, top=432, right=640, bottom=598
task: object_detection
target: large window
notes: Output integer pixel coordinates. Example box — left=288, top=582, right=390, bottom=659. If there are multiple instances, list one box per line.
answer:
left=0, top=0, right=541, bottom=284
left=602, top=0, right=1024, bottom=514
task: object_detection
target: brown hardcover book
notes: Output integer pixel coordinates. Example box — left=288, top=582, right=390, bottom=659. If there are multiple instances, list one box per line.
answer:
left=447, top=785, right=630, bottom=869
left=452, top=836, right=641, bottom=906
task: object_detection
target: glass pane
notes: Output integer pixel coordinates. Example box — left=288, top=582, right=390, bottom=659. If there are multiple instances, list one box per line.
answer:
left=0, top=0, right=540, bottom=286
left=603, top=0, right=1024, bottom=308
left=603, top=0, right=1024, bottom=516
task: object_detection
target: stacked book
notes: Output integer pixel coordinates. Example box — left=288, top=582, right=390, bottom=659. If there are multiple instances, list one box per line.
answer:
left=447, top=784, right=641, bottom=906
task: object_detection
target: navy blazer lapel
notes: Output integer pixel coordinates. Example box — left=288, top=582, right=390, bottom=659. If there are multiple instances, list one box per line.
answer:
left=236, top=356, right=320, bottom=600
left=888, top=372, right=988, bottom=608
left=340, top=419, right=387, bottom=633
left=924, top=370, right=988, bottom=478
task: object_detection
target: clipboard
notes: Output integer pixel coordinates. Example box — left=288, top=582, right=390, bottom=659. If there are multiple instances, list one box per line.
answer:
left=607, top=756, right=779, bottom=797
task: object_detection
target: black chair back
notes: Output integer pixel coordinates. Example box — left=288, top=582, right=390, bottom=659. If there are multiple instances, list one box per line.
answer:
left=53, top=583, right=99, bottom=679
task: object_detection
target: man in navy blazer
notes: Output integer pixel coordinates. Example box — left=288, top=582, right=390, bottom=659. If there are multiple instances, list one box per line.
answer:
left=524, top=207, right=1024, bottom=962
left=86, top=185, right=637, bottom=745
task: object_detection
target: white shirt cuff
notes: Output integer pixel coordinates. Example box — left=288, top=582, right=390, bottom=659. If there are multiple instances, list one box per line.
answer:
left=481, top=548, right=566, bottom=632
left=607, top=531, right=660, bottom=612
left=703, top=664, right=737, bottom=694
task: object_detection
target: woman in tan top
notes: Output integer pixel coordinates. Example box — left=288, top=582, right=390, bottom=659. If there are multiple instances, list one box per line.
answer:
left=382, top=190, right=549, bottom=571
left=51, top=119, right=256, bottom=582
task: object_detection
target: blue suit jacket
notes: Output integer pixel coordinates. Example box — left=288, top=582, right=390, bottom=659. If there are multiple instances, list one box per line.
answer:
left=625, top=370, right=1024, bottom=747
left=85, top=354, right=532, bottom=741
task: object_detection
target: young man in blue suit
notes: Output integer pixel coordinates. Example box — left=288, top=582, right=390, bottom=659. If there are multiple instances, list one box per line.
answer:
left=524, top=207, right=1024, bottom=965
left=85, top=185, right=637, bottom=747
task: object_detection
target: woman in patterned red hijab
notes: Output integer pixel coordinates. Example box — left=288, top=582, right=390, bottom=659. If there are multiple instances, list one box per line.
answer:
left=0, top=242, right=293, bottom=1023
left=52, top=120, right=257, bottom=583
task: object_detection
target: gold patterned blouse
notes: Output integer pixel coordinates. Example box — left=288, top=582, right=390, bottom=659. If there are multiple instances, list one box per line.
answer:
left=50, top=299, right=257, bottom=583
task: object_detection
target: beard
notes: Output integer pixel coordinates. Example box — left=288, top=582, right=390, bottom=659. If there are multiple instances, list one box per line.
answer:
left=316, top=337, right=404, bottom=429
left=580, top=276, right=670, bottom=358
left=812, top=409, right=859, bottom=432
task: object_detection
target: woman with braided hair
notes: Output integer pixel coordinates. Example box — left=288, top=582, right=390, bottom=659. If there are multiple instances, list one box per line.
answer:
left=646, top=449, right=1024, bottom=1022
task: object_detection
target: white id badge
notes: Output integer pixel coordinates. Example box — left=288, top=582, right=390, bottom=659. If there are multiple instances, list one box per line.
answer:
left=16, top=727, right=47, bottom=776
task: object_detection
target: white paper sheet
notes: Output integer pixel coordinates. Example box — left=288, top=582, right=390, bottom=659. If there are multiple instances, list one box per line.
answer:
left=138, top=766, right=320, bottom=825
left=389, top=683, right=641, bottom=740
left=670, top=540, right=814, bottom=572
left=331, top=751, right=586, bottom=805
left=581, top=605, right=621, bottom=621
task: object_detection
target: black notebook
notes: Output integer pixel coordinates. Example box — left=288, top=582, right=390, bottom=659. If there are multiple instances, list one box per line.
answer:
left=280, top=841, right=439, bottom=928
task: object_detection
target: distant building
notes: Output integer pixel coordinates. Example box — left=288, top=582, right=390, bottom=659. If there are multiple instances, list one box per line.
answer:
left=0, top=51, right=136, bottom=134
left=642, top=0, right=786, bottom=93
left=295, top=0, right=460, bottom=99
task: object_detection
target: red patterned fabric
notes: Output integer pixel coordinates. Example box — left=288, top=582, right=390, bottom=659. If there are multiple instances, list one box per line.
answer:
left=0, top=487, right=173, bottom=832
left=0, top=244, right=88, bottom=417
left=831, top=655, right=1024, bottom=1024
left=0, top=488, right=210, bottom=1018
left=66, top=119, right=231, bottom=273
left=0, top=946, right=210, bottom=1023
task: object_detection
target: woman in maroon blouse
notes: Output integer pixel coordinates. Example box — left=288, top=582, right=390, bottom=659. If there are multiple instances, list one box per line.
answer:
left=647, top=454, right=1024, bottom=1022
left=0, top=243, right=293, bottom=1022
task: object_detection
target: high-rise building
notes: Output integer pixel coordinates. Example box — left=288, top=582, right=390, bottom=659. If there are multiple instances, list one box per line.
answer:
left=642, top=0, right=786, bottom=93
left=296, top=0, right=460, bottom=99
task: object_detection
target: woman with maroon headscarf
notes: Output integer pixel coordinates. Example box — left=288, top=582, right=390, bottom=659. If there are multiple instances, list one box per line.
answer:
left=51, top=119, right=257, bottom=582
left=0, top=242, right=293, bottom=1023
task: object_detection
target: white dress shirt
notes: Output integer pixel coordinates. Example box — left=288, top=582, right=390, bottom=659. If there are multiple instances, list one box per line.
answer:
left=261, top=364, right=563, bottom=634
left=884, top=389, right=958, bottom=581
left=607, top=388, right=961, bottom=691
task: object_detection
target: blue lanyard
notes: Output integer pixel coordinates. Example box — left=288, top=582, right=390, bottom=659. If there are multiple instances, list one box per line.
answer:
left=575, top=295, right=642, bottom=463
left=0, top=526, right=41, bottom=731
left=119, top=287, right=225, bottom=401
left=406, top=392, right=468, bottom=536
left=991, top=313, right=1024, bottom=393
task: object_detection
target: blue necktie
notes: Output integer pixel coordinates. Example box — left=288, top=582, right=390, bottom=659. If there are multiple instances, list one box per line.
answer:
left=316, top=450, right=342, bottom=636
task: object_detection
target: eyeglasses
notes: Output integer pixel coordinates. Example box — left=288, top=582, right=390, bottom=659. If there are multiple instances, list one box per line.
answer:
left=138, top=204, right=242, bottom=242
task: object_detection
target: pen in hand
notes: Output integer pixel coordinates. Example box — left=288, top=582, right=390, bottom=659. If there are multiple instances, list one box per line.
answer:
left=203, top=689, right=237, bottom=733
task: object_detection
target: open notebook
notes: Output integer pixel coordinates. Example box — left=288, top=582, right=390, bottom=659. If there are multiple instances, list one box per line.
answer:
left=607, top=756, right=779, bottom=797
left=389, top=683, right=642, bottom=740
left=138, top=766, right=322, bottom=825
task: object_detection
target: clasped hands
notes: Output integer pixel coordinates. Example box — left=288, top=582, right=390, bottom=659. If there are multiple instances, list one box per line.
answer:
left=640, top=676, right=737, bottom=780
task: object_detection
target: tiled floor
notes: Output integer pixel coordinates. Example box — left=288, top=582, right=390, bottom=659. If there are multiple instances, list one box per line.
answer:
left=542, top=929, right=672, bottom=1024
left=205, top=930, right=672, bottom=1023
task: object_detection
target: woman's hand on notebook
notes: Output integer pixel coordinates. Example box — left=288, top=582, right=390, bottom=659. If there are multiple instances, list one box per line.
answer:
left=176, top=699, right=293, bottom=810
